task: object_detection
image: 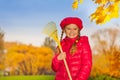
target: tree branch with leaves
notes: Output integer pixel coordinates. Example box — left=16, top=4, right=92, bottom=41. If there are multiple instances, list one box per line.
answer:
left=72, top=0, right=120, bottom=24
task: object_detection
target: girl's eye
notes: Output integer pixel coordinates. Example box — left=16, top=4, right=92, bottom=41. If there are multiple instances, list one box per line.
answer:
left=74, top=28, right=78, bottom=30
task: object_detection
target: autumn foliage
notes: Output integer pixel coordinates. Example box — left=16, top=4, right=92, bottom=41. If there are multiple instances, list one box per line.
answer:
left=2, top=42, right=54, bottom=75
left=0, top=29, right=4, bottom=71
left=0, top=27, right=120, bottom=80
left=72, top=0, right=120, bottom=24
left=91, top=28, right=120, bottom=78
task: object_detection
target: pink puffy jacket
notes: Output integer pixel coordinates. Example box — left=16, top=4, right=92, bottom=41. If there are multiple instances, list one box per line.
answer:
left=52, top=36, right=92, bottom=80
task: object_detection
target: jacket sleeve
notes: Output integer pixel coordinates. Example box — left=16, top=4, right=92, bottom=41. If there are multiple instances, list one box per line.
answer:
left=51, top=54, right=62, bottom=72
left=76, top=36, right=92, bottom=80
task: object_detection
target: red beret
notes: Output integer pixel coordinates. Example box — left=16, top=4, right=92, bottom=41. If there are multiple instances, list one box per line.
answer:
left=60, top=17, right=83, bottom=30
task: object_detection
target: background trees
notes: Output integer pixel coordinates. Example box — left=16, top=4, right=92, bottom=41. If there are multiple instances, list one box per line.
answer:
left=91, top=27, right=120, bottom=78
left=4, top=42, right=54, bottom=75
left=0, top=28, right=4, bottom=74
left=0, top=26, right=120, bottom=80
left=0, top=28, right=4, bottom=54
left=42, top=37, right=56, bottom=51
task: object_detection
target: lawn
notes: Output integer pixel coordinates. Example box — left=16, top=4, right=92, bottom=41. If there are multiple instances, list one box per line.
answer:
left=0, top=75, right=55, bottom=80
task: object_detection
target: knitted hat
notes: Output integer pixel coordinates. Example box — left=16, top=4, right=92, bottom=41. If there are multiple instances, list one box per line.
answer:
left=60, top=17, right=83, bottom=30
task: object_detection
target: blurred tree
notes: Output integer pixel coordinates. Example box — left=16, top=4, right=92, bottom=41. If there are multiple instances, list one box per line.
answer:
left=4, top=43, right=54, bottom=75
left=0, top=28, right=4, bottom=54
left=91, top=28, right=120, bottom=78
left=0, top=28, right=4, bottom=71
left=108, top=46, right=120, bottom=77
left=91, top=28, right=120, bottom=54
left=42, top=37, right=56, bottom=51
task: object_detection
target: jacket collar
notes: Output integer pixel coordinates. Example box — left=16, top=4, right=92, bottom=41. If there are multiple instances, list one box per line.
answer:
left=64, top=36, right=78, bottom=44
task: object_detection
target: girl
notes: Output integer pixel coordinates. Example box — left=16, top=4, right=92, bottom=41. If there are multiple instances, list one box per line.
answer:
left=51, top=17, right=92, bottom=80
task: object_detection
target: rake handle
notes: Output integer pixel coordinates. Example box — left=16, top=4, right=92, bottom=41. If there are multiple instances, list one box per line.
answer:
left=63, top=59, right=72, bottom=80
left=59, top=48, right=72, bottom=80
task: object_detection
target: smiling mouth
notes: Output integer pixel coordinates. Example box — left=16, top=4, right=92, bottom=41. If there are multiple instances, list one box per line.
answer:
left=69, top=34, right=75, bottom=36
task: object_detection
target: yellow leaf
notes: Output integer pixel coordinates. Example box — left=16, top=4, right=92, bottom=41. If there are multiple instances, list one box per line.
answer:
left=104, top=15, right=111, bottom=22
left=79, top=0, right=83, bottom=4
left=72, top=0, right=79, bottom=9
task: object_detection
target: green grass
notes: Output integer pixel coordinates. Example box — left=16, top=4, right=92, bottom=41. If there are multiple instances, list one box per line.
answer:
left=0, top=75, right=55, bottom=80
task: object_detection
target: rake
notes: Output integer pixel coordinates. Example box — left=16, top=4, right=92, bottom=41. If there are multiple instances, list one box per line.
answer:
left=42, top=22, right=72, bottom=80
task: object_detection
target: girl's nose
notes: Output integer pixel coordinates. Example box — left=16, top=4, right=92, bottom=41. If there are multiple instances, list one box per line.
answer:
left=70, top=29, right=74, bottom=32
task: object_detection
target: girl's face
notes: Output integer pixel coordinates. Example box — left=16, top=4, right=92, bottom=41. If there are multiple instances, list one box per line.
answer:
left=64, top=24, right=79, bottom=38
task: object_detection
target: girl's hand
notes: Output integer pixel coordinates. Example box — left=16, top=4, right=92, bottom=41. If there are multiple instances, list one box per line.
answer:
left=57, top=52, right=66, bottom=60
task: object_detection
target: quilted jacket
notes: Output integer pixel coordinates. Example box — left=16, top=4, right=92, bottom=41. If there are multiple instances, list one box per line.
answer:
left=52, top=36, right=92, bottom=80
